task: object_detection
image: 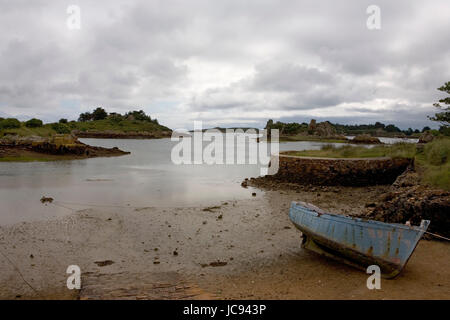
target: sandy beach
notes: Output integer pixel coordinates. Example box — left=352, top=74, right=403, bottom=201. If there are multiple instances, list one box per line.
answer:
left=1, top=185, right=448, bottom=300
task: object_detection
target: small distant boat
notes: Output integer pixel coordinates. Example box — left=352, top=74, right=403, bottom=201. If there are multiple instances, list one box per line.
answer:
left=289, top=201, right=430, bottom=278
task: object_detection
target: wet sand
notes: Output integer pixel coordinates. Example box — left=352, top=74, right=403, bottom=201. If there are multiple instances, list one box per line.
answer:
left=0, top=186, right=449, bottom=300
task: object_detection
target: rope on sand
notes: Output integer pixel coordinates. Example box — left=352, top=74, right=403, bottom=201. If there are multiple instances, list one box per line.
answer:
left=0, top=245, right=40, bottom=297
left=424, top=231, right=450, bottom=241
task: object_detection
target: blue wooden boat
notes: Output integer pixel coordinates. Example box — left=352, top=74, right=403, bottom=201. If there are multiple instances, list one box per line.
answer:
left=289, top=201, right=430, bottom=278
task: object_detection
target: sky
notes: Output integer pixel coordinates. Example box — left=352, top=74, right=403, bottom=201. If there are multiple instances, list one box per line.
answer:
left=0, top=0, right=449, bottom=130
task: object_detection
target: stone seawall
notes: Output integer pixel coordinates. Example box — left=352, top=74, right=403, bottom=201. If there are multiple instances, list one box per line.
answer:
left=273, top=155, right=413, bottom=186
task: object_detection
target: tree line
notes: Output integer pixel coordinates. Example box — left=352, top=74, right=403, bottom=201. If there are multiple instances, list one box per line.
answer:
left=78, top=107, right=159, bottom=124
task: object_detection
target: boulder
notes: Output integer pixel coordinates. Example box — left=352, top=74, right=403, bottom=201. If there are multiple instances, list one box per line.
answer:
left=418, top=131, right=434, bottom=144
left=315, top=121, right=337, bottom=137
left=392, top=168, right=419, bottom=188
left=351, top=134, right=382, bottom=144
left=366, top=186, right=450, bottom=239
left=307, top=119, right=317, bottom=133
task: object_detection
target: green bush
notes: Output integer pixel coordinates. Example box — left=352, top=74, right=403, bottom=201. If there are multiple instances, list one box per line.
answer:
left=25, top=118, right=43, bottom=128
left=108, top=113, right=123, bottom=123
left=425, top=138, right=450, bottom=165
left=430, top=129, right=440, bottom=136
left=51, top=123, right=71, bottom=134
left=439, top=126, right=450, bottom=136
left=0, top=118, right=21, bottom=129
left=59, top=118, right=68, bottom=124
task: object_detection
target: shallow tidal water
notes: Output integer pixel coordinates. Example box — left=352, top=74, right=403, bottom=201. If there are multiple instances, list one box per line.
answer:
left=0, top=137, right=415, bottom=225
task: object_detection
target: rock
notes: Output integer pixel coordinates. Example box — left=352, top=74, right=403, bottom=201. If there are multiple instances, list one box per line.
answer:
left=351, top=134, right=382, bottom=144
left=392, top=168, right=420, bottom=188
left=209, top=261, right=228, bottom=267
left=365, top=203, right=377, bottom=208
left=252, top=192, right=256, bottom=196
left=308, top=119, right=317, bottom=133
left=365, top=186, right=450, bottom=239
left=418, top=131, right=434, bottom=144
left=94, top=260, right=115, bottom=267
left=40, top=196, right=54, bottom=204
left=315, top=121, right=336, bottom=137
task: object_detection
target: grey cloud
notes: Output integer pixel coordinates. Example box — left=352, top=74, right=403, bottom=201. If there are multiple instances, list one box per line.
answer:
left=0, top=0, right=448, bottom=129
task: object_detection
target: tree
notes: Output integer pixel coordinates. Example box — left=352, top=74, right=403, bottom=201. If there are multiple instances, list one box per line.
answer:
left=429, top=81, right=450, bottom=127
left=374, top=121, right=385, bottom=129
left=404, top=128, right=413, bottom=136
left=51, top=123, right=70, bottom=134
left=125, top=110, right=151, bottom=121
left=385, top=124, right=401, bottom=133
left=422, top=126, right=431, bottom=132
left=59, top=118, right=68, bottom=124
left=78, top=112, right=92, bottom=122
left=92, top=107, right=108, bottom=120
left=25, top=118, right=43, bottom=128
left=0, top=118, right=21, bottom=129
left=108, top=112, right=123, bottom=122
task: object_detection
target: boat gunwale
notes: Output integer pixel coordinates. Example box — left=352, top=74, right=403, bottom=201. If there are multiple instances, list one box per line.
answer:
left=290, top=201, right=429, bottom=232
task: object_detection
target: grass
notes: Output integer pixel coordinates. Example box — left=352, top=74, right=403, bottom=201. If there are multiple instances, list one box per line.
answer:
left=283, top=143, right=417, bottom=159
left=421, top=163, right=450, bottom=191
left=0, top=119, right=171, bottom=138
left=0, top=125, right=56, bottom=137
left=416, top=138, right=450, bottom=190
left=279, top=135, right=348, bottom=143
left=72, top=119, right=170, bottom=133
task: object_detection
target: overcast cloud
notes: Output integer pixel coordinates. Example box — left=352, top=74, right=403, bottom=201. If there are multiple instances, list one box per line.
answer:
left=0, top=0, right=449, bottom=129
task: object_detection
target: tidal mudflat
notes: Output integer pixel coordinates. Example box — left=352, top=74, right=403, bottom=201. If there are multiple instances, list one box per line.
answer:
left=0, top=184, right=448, bottom=300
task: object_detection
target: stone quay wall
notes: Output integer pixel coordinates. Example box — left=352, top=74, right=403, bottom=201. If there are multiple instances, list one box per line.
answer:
left=272, top=155, right=413, bottom=186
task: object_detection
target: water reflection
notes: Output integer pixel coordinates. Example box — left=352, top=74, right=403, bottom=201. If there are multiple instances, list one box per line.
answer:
left=0, top=137, right=415, bottom=225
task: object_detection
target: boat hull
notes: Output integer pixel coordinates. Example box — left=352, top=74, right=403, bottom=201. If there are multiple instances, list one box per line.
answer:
left=289, top=201, right=430, bottom=278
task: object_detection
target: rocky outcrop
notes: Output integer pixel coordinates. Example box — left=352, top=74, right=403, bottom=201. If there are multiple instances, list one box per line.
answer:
left=307, top=119, right=348, bottom=140
left=271, top=154, right=413, bottom=186
left=418, top=131, right=434, bottom=144
left=73, top=130, right=172, bottom=139
left=365, top=186, right=450, bottom=239
left=351, top=134, right=382, bottom=144
left=0, top=134, right=130, bottom=158
left=315, top=121, right=336, bottom=137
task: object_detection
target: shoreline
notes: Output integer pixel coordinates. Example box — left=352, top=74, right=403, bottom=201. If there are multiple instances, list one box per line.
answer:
left=0, top=136, right=130, bottom=162
left=0, top=184, right=448, bottom=300
left=73, top=131, right=172, bottom=139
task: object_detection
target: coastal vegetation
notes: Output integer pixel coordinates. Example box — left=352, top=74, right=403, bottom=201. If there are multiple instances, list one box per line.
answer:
left=283, top=143, right=417, bottom=159
left=0, top=108, right=171, bottom=138
left=429, top=81, right=450, bottom=128
left=265, top=119, right=432, bottom=139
